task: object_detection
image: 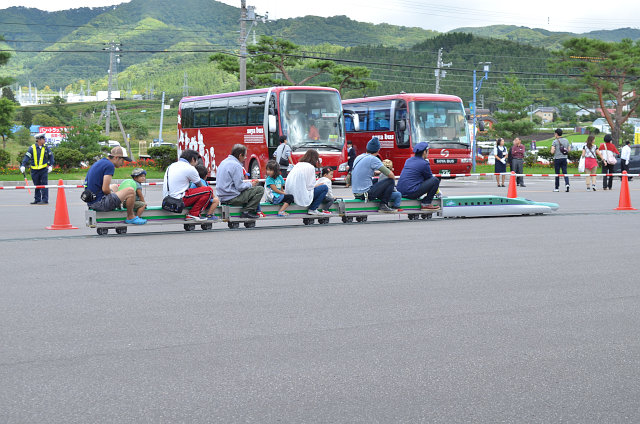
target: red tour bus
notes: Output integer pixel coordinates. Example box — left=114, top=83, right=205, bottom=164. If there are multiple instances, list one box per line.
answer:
left=177, top=86, right=348, bottom=179
left=342, top=93, right=472, bottom=176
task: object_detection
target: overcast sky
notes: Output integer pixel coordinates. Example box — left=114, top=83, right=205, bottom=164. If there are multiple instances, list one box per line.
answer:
left=3, top=0, right=640, bottom=33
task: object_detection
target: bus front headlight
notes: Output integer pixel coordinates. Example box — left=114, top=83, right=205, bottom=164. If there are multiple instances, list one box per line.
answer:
left=338, top=162, right=348, bottom=172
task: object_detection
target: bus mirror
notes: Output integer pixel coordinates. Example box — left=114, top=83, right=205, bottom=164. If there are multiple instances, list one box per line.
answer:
left=353, top=113, right=360, bottom=131
left=268, top=115, right=277, bottom=133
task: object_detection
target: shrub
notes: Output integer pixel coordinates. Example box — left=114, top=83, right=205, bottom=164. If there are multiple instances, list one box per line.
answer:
left=53, top=147, right=85, bottom=169
left=537, top=147, right=553, bottom=162
left=16, top=149, right=27, bottom=164
left=568, top=150, right=582, bottom=165
left=0, top=148, right=10, bottom=168
left=15, top=127, right=32, bottom=146
left=524, top=150, right=538, bottom=167
left=148, top=145, right=177, bottom=170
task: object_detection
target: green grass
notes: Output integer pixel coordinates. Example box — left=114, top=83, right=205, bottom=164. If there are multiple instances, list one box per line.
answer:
left=531, top=133, right=606, bottom=148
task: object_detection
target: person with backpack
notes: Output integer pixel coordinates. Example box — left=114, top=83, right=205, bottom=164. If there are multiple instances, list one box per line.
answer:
left=599, top=134, right=620, bottom=190
left=551, top=128, right=571, bottom=192
left=581, top=135, right=602, bottom=191
left=273, top=135, right=292, bottom=178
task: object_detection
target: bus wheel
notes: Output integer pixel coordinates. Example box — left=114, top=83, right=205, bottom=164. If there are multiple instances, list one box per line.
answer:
left=250, top=160, right=260, bottom=179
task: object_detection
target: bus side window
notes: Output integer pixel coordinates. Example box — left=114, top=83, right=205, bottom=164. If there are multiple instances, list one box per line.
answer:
left=228, top=96, right=248, bottom=126
left=210, top=99, right=228, bottom=127
left=193, top=100, right=210, bottom=128
left=395, top=101, right=409, bottom=148
left=248, top=95, right=266, bottom=125
left=181, top=102, right=194, bottom=129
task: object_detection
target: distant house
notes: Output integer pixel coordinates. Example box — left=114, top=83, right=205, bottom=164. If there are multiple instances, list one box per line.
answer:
left=533, top=107, right=559, bottom=123
left=575, top=108, right=595, bottom=117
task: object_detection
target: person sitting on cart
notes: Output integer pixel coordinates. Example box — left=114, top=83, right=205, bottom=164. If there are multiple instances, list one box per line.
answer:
left=350, top=136, right=397, bottom=213
left=216, top=144, right=264, bottom=220
left=397, top=141, right=440, bottom=211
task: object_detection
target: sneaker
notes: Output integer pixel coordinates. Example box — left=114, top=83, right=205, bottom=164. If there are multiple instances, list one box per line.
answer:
left=257, top=211, right=266, bottom=218
left=553, top=188, right=559, bottom=192
left=520, top=184, right=526, bottom=187
left=307, top=209, right=322, bottom=216
left=566, top=184, right=570, bottom=192
left=378, top=203, right=395, bottom=213
left=277, top=211, right=289, bottom=217
left=586, top=187, right=591, bottom=191
left=125, top=216, right=147, bottom=225
left=421, top=204, right=440, bottom=210
left=30, top=200, right=40, bottom=204
left=592, top=185, right=596, bottom=191
left=203, top=214, right=219, bottom=222
left=185, top=214, right=206, bottom=223
left=320, top=210, right=332, bottom=215
left=240, top=211, right=259, bottom=219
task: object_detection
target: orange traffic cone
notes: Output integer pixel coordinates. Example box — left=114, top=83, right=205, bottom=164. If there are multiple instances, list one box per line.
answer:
left=46, top=179, right=78, bottom=230
left=615, top=171, right=636, bottom=211
left=507, top=171, right=518, bottom=198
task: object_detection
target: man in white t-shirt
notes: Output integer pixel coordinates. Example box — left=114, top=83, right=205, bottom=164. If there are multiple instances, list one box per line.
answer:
left=621, top=140, right=632, bottom=181
left=163, top=149, right=219, bottom=222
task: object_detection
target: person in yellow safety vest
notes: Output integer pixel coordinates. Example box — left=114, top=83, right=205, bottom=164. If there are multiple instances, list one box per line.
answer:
left=20, top=133, right=55, bottom=204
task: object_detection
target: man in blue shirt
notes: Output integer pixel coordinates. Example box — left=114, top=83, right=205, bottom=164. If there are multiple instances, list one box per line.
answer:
left=215, top=144, right=264, bottom=219
left=351, top=137, right=396, bottom=213
left=397, top=141, right=440, bottom=210
left=20, top=133, right=54, bottom=204
left=85, top=146, right=146, bottom=224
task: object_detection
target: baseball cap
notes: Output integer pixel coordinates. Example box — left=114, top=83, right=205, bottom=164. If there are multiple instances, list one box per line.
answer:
left=110, top=146, right=132, bottom=161
left=131, top=168, right=146, bottom=177
left=413, top=141, right=430, bottom=153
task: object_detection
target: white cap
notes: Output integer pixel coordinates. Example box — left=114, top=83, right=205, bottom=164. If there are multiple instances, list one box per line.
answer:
left=35, top=133, right=46, bottom=139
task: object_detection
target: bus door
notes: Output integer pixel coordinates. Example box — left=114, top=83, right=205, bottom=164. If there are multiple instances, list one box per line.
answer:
left=267, top=93, right=279, bottom=159
left=391, top=99, right=411, bottom=170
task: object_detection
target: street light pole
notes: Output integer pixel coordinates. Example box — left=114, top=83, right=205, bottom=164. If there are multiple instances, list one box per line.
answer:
left=472, top=62, right=490, bottom=172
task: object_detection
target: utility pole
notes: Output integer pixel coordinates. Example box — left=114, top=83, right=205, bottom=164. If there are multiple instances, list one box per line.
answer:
left=101, top=41, right=131, bottom=156
left=239, top=2, right=260, bottom=91
left=472, top=62, right=490, bottom=172
left=434, top=47, right=452, bottom=94
left=158, top=91, right=165, bottom=143
left=239, top=0, right=247, bottom=91
left=182, top=71, right=190, bottom=97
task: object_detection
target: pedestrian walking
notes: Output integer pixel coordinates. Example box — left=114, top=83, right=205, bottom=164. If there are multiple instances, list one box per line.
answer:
left=620, top=140, right=632, bottom=181
left=551, top=128, right=571, bottom=192
left=581, top=135, right=602, bottom=191
left=599, top=134, right=620, bottom=190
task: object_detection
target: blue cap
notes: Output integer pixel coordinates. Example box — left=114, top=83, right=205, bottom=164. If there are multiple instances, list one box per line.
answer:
left=366, top=136, right=380, bottom=152
left=413, top=141, right=429, bottom=153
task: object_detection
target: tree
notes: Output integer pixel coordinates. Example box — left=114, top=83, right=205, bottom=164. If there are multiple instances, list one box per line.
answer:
left=550, top=38, right=640, bottom=145
left=59, top=118, right=105, bottom=162
left=491, top=76, right=535, bottom=139
left=210, top=35, right=376, bottom=93
left=33, top=113, right=63, bottom=127
left=322, top=65, right=379, bottom=96
left=20, top=107, right=33, bottom=129
left=2, top=87, right=17, bottom=103
left=0, top=98, right=16, bottom=149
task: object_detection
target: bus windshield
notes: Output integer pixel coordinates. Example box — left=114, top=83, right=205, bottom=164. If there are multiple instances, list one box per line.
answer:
left=280, top=90, right=344, bottom=151
left=409, top=101, right=469, bottom=148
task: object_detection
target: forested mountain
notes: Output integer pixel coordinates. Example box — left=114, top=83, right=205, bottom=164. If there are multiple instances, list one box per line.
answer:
left=448, top=25, right=640, bottom=49
left=0, top=0, right=435, bottom=92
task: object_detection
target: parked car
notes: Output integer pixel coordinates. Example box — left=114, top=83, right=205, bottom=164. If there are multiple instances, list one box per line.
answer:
left=150, top=141, right=175, bottom=148
left=613, top=144, right=640, bottom=176
left=98, top=140, right=121, bottom=148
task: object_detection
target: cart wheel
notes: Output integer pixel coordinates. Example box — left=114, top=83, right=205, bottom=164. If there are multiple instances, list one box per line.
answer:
left=201, top=223, right=213, bottom=231
left=422, top=213, right=433, bottom=220
left=407, top=214, right=415, bottom=220
left=184, top=224, right=196, bottom=231
left=244, top=221, right=256, bottom=228
left=346, top=216, right=354, bottom=223
left=228, top=222, right=240, bottom=229
left=319, top=218, right=330, bottom=225
left=361, top=216, right=368, bottom=222
left=303, top=218, right=313, bottom=225
left=96, top=228, right=108, bottom=236
left=355, top=216, right=363, bottom=223
left=115, top=227, right=127, bottom=234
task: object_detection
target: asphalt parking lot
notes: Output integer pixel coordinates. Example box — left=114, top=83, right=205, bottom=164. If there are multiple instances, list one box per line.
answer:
left=1, top=177, right=639, bottom=422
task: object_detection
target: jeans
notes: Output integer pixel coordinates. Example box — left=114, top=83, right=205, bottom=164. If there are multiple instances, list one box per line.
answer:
left=390, top=191, right=402, bottom=208
left=401, top=176, right=440, bottom=204
left=31, top=168, right=49, bottom=202
left=554, top=158, right=569, bottom=189
left=511, top=158, right=524, bottom=185
left=308, top=184, right=328, bottom=210
left=602, top=163, right=614, bottom=189
left=366, top=178, right=394, bottom=205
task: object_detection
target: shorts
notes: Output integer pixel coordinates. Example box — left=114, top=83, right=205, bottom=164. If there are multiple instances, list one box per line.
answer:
left=88, top=193, right=122, bottom=212
left=133, top=200, right=146, bottom=211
